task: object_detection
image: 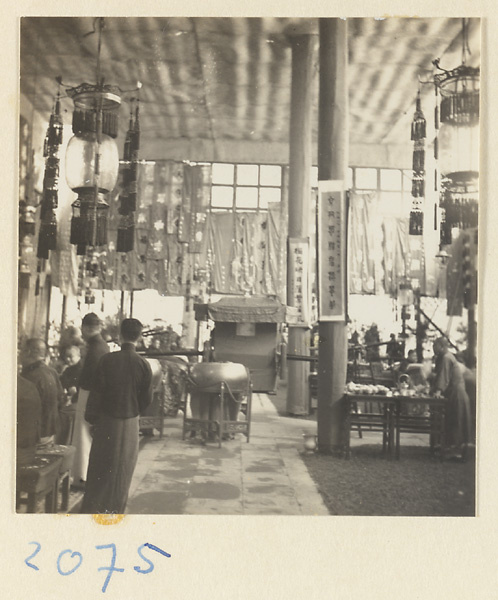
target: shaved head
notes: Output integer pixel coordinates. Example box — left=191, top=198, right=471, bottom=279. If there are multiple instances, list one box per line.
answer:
left=22, top=338, right=47, bottom=365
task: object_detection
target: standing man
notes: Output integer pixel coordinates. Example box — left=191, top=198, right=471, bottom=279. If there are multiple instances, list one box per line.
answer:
left=432, top=337, right=472, bottom=460
left=81, top=318, right=152, bottom=514
left=72, top=313, right=109, bottom=488
left=20, top=338, right=63, bottom=447
left=17, top=374, right=42, bottom=465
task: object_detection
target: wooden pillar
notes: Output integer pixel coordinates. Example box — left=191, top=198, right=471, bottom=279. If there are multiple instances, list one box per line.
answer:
left=317, top=19, right=349, bottom=452
left=286, top=34, right=315, bottom=415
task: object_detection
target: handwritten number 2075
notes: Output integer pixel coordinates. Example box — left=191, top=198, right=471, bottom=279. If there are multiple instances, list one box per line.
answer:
left=25, top=542, right=171, bottom=593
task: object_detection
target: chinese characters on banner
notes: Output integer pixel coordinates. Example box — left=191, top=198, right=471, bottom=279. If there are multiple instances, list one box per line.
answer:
left=318, top=181, right=346, bottom=321
left=287, top=237, right=310, bottom=327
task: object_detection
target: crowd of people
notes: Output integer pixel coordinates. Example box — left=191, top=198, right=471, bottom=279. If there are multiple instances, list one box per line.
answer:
left=17, top=314, right=153, bottom=514
left=16, top=311, right=476, bottom=513
left=350, top=328, right=475, bottom=460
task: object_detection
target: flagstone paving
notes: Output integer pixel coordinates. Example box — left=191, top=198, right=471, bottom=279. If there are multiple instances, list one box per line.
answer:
left=123, top=393, right=330, bottom=515
left=66, top=388, right=431, bottom=515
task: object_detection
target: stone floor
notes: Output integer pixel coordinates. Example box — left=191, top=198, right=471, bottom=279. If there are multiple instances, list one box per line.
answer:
left=68, top=391, right=329, bottom=515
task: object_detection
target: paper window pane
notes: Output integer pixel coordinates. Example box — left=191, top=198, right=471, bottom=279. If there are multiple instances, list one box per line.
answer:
left=235, top=186, right=258, bottom=209
left=260, top=164, right=281, bottom=186
left=211, top=185, right=234, bottom=208
left=212, top=163, right=234, bottom=185
left=236, top=164, right=259, bottom=185
left=259, top=187, right=281, bottom=209
left=355, top=168, right=377, bottom=189
left=402, top=170, right=412, bottom=192
left=310, top=166, right=318, bottom=188
left=380, top=169, right=402, bottom=191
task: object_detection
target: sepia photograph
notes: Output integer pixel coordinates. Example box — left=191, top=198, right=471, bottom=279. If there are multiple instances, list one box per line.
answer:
left=17, top=15, right=479, bottom=518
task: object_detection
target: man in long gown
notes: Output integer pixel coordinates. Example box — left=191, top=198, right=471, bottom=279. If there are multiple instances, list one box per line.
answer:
left=20, top=338, right=63, bottom=446
left=433, top=337, right=472, bottom=460
left=81, top=318, right=152, bottom=514
left=72, top=313, right=109, bottom=488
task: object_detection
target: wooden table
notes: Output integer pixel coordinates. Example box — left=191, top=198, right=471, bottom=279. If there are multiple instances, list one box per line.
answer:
left=344, top=393, right=396, bottom=459
left=344, top=393, right=447, bottom=460
left=392, top=394, right=447, bottom=460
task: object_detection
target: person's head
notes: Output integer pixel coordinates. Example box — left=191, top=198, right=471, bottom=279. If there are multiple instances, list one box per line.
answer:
left=407, top=349, right=417, bottom=363
left=81, top=313, right=102, bottom=341
left=21, top=338, right=47, bottom=366
left=120, top=318, right=143, bottom=344
left=433, top=337, right=448, bottom=357
left=63, top=345, right=81, bottom=366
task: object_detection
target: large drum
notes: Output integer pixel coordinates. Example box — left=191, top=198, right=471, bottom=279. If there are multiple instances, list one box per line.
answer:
left=187, top=362, right=249, bottom=393
left=146, top=358, right=164, bottom=392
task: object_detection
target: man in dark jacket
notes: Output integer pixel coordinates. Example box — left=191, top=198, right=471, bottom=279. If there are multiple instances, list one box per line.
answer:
left=81, top=318, right=152, bottom=514
left=20, top=338, right=63, bottom=446
left=72, top=313, right=110, bottom=487
left=16, top=374, right=42, bottom=465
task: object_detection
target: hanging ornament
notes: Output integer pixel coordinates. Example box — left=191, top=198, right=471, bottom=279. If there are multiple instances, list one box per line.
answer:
left=64, top=19, right=121, bottom=256
left=117, top=93, right=141, bottom=253
left=37, top=92, right=63, bottom=259
left=409, top=91, right=426, bottom=235
left=433, top=18, right=479, bottom=245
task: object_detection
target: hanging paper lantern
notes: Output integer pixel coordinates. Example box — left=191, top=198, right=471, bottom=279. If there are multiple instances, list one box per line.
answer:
left=65, top=132, right=119, bottom=193
left=65, top=83, right=121, bottom=252
left=433, top=21, right=479, bottom=245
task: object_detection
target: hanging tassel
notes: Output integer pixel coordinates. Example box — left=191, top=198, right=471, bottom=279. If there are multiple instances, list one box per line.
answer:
left=411, top=93, right=427, bottom=141
left=410, top=91, right=426, bottom=236
left=412, top=148, right=425, bottom=172
left=131, top=100, right=140, bottom=154
left=37, top=215, right=57, bottom=258
left=38, top=91, right=63, bottom=259
left=70, top=215, right=85, bottom=245
left=96, top=209, right=108, bottom=246
left=409, top=210, right=424, bottom=235
left=123, top=108, right=134, bottom=161
left=47, top=97, right=63, bottom=146
left=439, top=211, right=452, bottom=246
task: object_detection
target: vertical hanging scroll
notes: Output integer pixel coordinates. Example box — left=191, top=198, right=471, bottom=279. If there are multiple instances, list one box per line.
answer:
left=317, top=180, right=346, bottom=321
left=287, top=237, right=310, bottom=327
